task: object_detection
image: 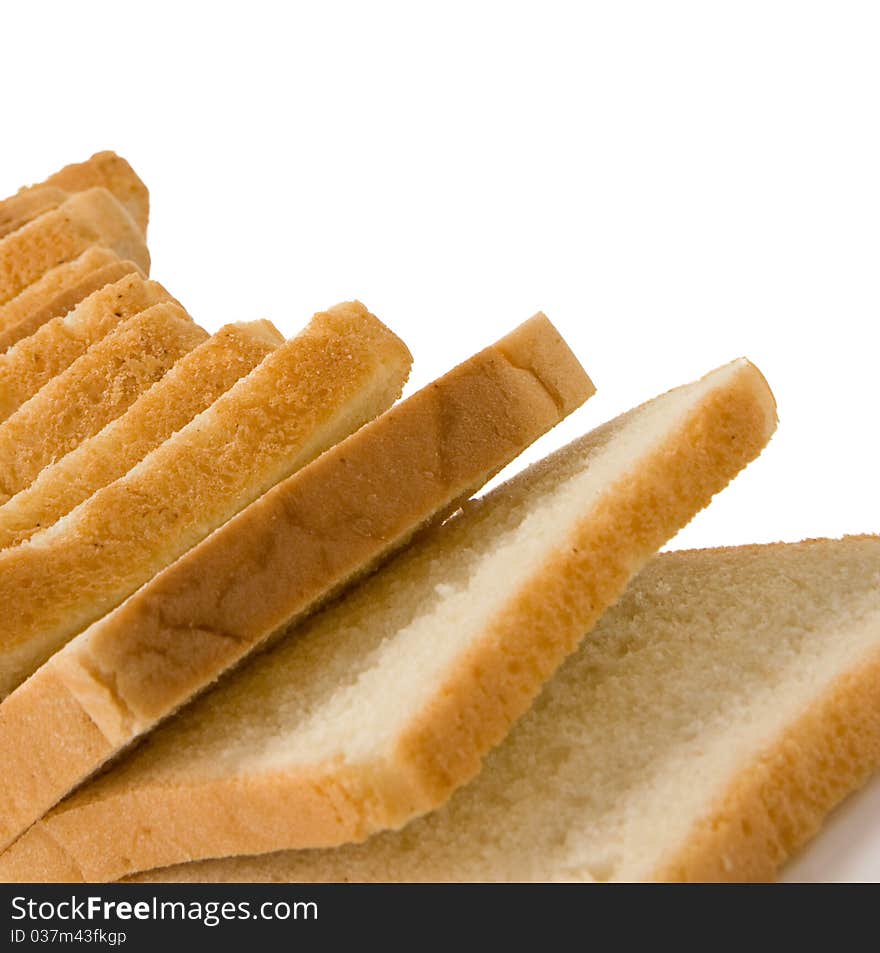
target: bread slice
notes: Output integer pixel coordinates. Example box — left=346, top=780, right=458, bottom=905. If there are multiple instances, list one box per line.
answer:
left=118, top=536, right=880, bottom=884
left=0, top=273, right=174, bottom=423
left=0, top=312, right=592, bottom=856
left=0, top=186, right=68, bottom=242
left=0, top=320, right=283, bottom=550
left=0, top=301, right=205, bottom=507
left=0, top=302, right=410, bottom=703
left=0, top=250, right=141, bottom=352
left=0, top=246, right=123, bottom=336
left=0, top=358, right=776, bottom=882
left=0, top=151, right=149, bottom=238
left=0, top=188, right=149, bottom=306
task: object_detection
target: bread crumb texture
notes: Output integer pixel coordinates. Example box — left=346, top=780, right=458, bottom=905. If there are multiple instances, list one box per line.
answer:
left=0, top=188, right=148, bottom=306
left=0, top=273, right=173, bottom=423
left=0, top=302, right=408, bottom=700
left=128, top=536, right=880, bottom=883
left=0, top=358, right=777, bottom=881
left=0, top=151, right=149, bottom=239
left=0, top=320, right=281, bottom=550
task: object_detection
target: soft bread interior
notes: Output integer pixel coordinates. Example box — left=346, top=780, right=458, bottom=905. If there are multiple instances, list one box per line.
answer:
left=101, top=360, right=772, bottom=783
left=0, top=357, right=778, bottom=882
left=0, top=273, right=173, bottom=424
left=0, top=303, right=410, bottom=697
left=0, top=320, right=282, bottom=549
left=134, top=536, right=880, bottom=883
left=0, top=188, right=148, bottom=306
left=0, top=247, right=126, bottom=343
left=0, top=312, right=592, bottom=861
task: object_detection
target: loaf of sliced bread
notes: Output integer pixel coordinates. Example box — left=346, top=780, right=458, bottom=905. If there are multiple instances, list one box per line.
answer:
left=0, top=312, right=592, bottom=855
left=0, top=250, right=141, bottom=352
left=0, top=301, right=205, bottom=506
left=0, top=273, right=174, bottom=422
left=0, top=320, right=283, bottom=550
left=120, top=536, right=880, bottom=884
left=0, top=358, right=776, bottom=881
left=0, top=188, right=149, bottom=306
left=0, top=151, right=149, bottom=238
left=0, top=302, right=410, bottom=702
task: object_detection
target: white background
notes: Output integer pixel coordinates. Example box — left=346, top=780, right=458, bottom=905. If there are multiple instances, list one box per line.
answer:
left=1, top=2, right=878, bottom=880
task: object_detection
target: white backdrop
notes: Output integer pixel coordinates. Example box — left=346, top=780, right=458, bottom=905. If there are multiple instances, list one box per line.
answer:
left=3, top=1, right=877, bottom=551
left=2, top=2, right=878, bottom=880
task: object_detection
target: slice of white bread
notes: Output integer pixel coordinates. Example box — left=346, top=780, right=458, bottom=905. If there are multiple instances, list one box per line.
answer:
left=0, top=151, right=149, bottom=238
left=0, top=359, right=776, bottom=882
left=0, top=302, right=410, bottom=702
left=122, top=536, right=880, bottom=884
left=0, top=250, right=141, bottom=352
left=0, top=272, right=174, bottom=423
left=0, top=320, right=283, bottom=550
left=0, top=188, right=149, bottom=306
left=0, top=301, right=205, bottom=506
left=0, top=313, right=593, bottom=855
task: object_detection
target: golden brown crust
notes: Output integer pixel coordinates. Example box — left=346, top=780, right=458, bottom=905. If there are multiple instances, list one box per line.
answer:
left=0, top=188, right=149, bottom=306
left=0, top=314, right=593, bottom=871
left=122, top=537, right=880, bottom=886
left=0, top=764, right=412, bottom=883
left=0, top=320, right=283, bottom=550
left=0, top=273, right=173, bottom=424
left=651, top=643, right=880, bottom=882
left=0, top=302, right=410, bottom=706
left=0, top=669, right=112, bottom=864
left=389, top=362, right=777, bottom=815
left=0, top=302, right=204, bottom=507
left=0, top=152, right=149, bottom=238
left=0, top=246, right=122, bottom=335
left=44, top=152, right=149, bottom=235
left=0, top=360, right=774, bottom=883
left=66, top=312, right=590, bottom=733
left=0, top=256, right=142, bottom=352
left=0, top=186, right=68, bottom=241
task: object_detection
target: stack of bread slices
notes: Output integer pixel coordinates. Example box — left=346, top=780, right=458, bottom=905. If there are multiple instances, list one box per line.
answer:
left=0, top=153, right=876, bottom=884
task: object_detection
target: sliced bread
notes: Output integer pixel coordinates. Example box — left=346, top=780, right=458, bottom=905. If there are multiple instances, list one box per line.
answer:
left=0, top=188, right=149, bottom=306
left=0, top=246, right=125, bottom=336
left=0, top=358, right=776, bottom=881
left=0, top=302, right=410, bottom=702
left=122, top=537, right=880, bottom=884
left=0, top=186, right=68, bottom=242
left=0, top=272, right=174, bottom=422
left=0, top=320, right=283, bottom=550
left=0, top=151, right=149, bottom=238
left=0, top=250, right=141, bottom=352
left=0, top=312, right=592, bottom=854
left=0, top=301, right=205, bottom=506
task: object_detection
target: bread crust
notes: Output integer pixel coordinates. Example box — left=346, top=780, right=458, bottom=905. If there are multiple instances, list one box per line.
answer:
left=0, top=313, right=592, bottom=868
left=0, top=152, right=149, bottom=238
left=0, top=186, right=69, bottom=242
left=0, top=301, right=204, bottom=508
left=0, top=246, right=123, bottom=333
left=391, top=362, right=777, bottom=815
left=0, top=255, right=142, bottom=352
left=0, top=273, right=174, bottom=423
left=0, top=188, right=149, bottom=306
left=651, top=636, right=880, bottom=882
left=0, top=302, right=410, bottom=709
left=120, top=537, right=880, bottom=885
left=0, top=359, right=774, bottom=882
left=0, top=320, right=282, bottom=550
